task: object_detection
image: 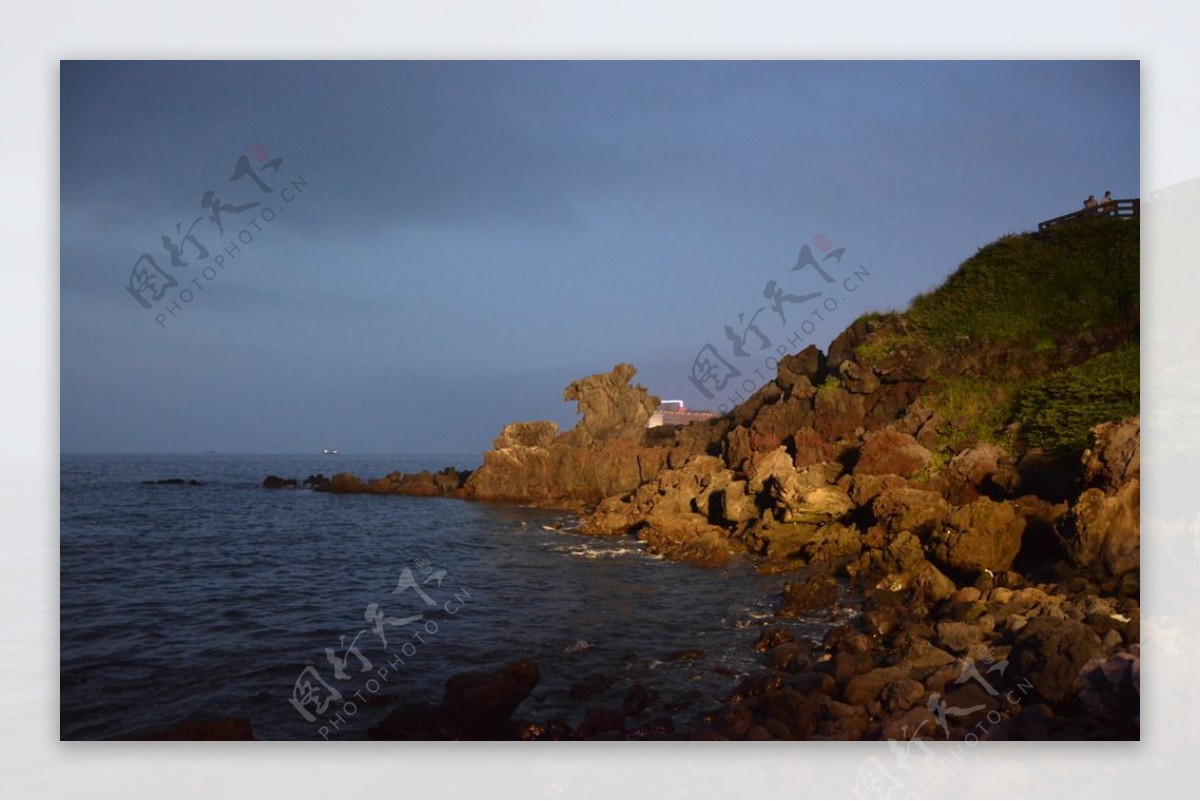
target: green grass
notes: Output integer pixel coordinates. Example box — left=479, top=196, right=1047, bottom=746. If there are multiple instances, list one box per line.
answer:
left=906, top=218, right=1139, bottom=350
left=1014, top=343, right=1140, bottom=455
left=923, top=375, right=1019, bottom=451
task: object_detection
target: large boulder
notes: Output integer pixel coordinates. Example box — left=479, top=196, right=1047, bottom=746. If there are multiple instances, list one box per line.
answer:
left=870, top=487, right=950, bottom=537
left=1010, top=618, right=1105, bottom=704
left=636, top=513, right=741, bottom=567
left=813, top=385, right=866, bottom=442
left=853, top=427, right=933, bottom=479
left=945, top=443, right=1021, bottom=502
left=372, top=660, right=540, bottom=740
left=1064, top=480, right=1140, bottom=576
left=1082, top=417, right=1140, bottom=491
left=927, top=498, right=1025, bottom=576
left=1061, top=417, right=1140, bottom=576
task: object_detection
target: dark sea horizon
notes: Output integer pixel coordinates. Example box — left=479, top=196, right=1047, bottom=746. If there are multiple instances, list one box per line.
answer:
left=60, top=452, right=850, bottom=740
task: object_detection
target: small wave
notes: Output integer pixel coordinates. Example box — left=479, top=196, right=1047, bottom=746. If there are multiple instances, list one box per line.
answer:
left=562, top=640, right=593, bottom=654
left=547, top=542, right=657, bottom=560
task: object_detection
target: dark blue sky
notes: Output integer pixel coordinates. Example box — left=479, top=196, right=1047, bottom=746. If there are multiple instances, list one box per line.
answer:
left=60, top=60, right=1139, bottom=455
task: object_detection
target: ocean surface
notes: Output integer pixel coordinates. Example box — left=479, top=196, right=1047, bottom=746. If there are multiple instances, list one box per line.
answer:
left=60, top=454, right=851, bottom=740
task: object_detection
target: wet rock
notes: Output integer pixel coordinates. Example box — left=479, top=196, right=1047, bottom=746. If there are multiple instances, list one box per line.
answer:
left=575, top=706, right=625, bottom=739
left=767, top=641, right=815, bottom=672
left=441, top=659, right=540, bottom=736
left=636, top=513, right=740, bottom=567
left=1010, top=618, right=1105, bottom=704
left=754, top=625, right=795, bottom=652
left=777, top=572, right=840, bottom=617
left=262, top=475, right=298, bottom=489
left=303, top=473, right=330, bottom=489
left=629, top=715, right=676, bottom=739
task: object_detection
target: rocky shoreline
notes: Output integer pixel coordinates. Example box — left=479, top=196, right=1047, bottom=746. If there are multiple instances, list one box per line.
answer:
left=260, top=359, right=1138, bottom=741
left=260, top=222, right=1141, bottom=741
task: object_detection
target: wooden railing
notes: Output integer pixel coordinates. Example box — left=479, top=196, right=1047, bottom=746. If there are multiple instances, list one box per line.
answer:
left=1037, top=198, right=1139, bottom=236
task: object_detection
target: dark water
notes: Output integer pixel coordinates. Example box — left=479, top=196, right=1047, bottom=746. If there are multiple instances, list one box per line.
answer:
left=60, top=454, right=851, bottom=740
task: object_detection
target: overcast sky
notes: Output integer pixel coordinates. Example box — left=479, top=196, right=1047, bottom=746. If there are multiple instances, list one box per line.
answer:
left=60, top=60, right=1139, bottom=455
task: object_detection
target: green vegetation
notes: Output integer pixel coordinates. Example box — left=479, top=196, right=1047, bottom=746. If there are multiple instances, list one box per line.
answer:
left=1014, top=343, right=1140, bottom=455
left=922, top=375, right=1021, bottom=451
left=816, top=375, right=842, bottom=399
left=855, top=331, right=919, bottom=367
left=906, top=217, right=1139, bottom=349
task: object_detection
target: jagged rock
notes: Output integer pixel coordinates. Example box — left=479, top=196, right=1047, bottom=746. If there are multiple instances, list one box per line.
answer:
left=848, top=531, right=930, bottom=585
left=715, top=480, right=759, bottom=524
left=790, top=427, right=833, bottom=469
left=777, top=572, right=840, bottom=617
left=849, top=473, right=908, bottom=508
left=750, top=395, right=815, bottom=453
left=1010, top=618, right=1105, bottom=704
left=945, top=443, right=1021, bottom=502
left=747, top=447, right=799, bottom=493
left=636, top=512, right=740, bottom=567
left=838, top=359, right=880, bottom=394
left=493, top=420, right=558, bottom=449
left=867, top=561, right=956, bottom=607
left=776, top=346, right=823, bottom=393
left=870, top=487, right=950, bottom=537
left=561, top=363, right=658, bottom=443
left=750, top=520, right=861, bottom=567
left=854, top=427, right=933, bottom=479
left=1082, top=417, right=1140, bottom=491
left=927, top=498, right=1026, bottom=576
left=1064, top=480, right=1140, bottom=576
left=813, top=385, right=866, bottom=442
left=324, top=472, right=368, bottom=493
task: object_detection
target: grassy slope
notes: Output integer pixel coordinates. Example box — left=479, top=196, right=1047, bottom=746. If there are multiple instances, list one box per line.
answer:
left=854, top=216, right=1140, bottom=457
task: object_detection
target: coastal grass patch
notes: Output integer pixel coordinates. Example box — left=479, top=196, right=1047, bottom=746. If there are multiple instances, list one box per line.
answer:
left=906, top=217, right=1139, bottom=351
left=1014, top=343, right=1140, bottom=456
left=924, top=374, right=1020, bottom=452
